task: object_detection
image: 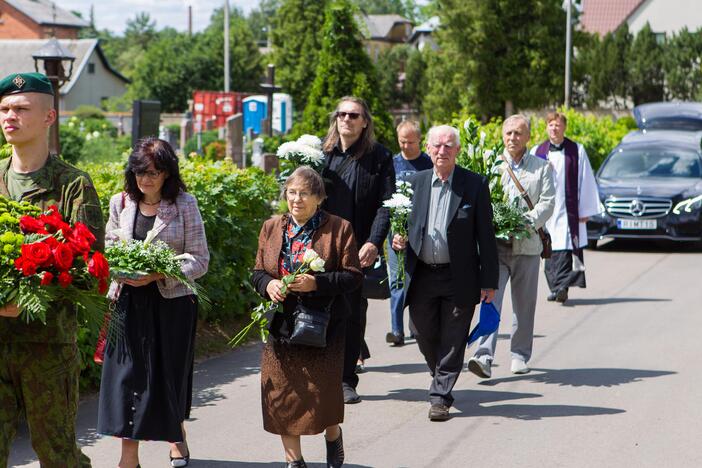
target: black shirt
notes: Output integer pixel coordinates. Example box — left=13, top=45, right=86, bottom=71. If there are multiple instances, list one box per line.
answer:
left=325, top=140, right=361, bottom=224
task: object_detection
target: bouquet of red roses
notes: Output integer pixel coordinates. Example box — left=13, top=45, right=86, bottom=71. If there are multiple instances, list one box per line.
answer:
left=0, top=196, right=109, bottom=325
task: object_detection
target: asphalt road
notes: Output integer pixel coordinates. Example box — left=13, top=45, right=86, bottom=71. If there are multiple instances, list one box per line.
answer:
left=9, top=239, right=702, bottom=468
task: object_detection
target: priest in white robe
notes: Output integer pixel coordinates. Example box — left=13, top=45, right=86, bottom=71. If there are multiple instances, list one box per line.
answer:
left=530, top=112, right=601, bottom=304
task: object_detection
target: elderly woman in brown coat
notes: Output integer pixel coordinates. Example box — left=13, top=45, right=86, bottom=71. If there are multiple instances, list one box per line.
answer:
left=252, top=166, right=363, bottom=468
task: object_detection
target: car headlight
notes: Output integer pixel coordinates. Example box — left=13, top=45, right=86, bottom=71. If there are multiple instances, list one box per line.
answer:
left=673, top=195, right=702, bottom=214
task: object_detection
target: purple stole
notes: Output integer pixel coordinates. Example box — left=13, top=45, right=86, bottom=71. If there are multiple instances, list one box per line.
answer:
left=535, top=138, right=582, bottom=255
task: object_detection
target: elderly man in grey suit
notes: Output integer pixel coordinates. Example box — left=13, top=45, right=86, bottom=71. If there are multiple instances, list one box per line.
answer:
left=393, top=125, right=499, bottom=421
left=467, top=114, right=555, bottom=378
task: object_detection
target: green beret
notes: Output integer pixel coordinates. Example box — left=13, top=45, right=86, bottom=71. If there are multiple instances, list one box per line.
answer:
left=0, top=72, right=54, bottom=98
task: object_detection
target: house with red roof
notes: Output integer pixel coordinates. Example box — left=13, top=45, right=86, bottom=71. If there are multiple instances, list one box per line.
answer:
left=580, top=0, right=702, bottom=38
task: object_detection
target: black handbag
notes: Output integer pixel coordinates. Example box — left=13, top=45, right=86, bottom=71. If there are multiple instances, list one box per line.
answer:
left=362, top=254, right=390, bottom=300
left=288, top=301, right=331, bottom=348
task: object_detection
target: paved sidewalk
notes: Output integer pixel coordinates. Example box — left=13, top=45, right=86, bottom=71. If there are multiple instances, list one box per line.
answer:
left=9, top=241, right=702, bottom=467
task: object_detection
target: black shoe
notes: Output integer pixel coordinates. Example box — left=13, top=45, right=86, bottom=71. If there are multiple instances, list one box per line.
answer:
left=547, top=292, right=557, bottom=301
left=555, top=289, right=568, bottom=303
left=385, top=331, right=405, bottom=346
left=286, top=459, right=308, bottom=468
left=343, top=383, right=361, bottom=404
left=326, top=428, right=345, bottom=468
left=170, top=446, right=190, bottom=467
left=428, top=403, right=450, bottom=421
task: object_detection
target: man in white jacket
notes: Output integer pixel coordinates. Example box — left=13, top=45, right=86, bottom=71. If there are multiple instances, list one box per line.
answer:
left=467, top=114, right=555, bottom=378
left=530, top=111, right=601, bottom=304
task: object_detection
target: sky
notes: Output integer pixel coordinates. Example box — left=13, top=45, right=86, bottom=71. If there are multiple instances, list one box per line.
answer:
left=56, top=1, right=261, bottom=34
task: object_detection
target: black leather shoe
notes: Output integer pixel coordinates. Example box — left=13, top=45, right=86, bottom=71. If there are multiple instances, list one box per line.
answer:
left=547, top=292, right=557, bottom=301
left=286, top=459, right=307, bottom=468
left=326, top=428, right=345, bottom=468
left=428, top=403, right=450, bottom=421
left=343, top=383, right=361, bottom=404
left=170, top=445, right=190, bottom=467
left=385, top=331, right=405, bottom=346
left=555, top=289, right=568, bottom=303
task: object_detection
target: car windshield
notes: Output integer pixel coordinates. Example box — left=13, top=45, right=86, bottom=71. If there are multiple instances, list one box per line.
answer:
left=599, top=146, right=702, bottom=179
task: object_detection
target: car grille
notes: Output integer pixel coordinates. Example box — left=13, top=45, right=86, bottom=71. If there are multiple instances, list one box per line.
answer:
left=605, top=197, right=672, bottom=218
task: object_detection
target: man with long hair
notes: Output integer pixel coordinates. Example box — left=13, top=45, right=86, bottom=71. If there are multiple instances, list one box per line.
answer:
left=321, top=96, right=395, bottom=404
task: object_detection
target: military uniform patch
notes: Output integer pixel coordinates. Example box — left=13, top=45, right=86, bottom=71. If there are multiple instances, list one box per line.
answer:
left=12, top=75, right=25, bottom=89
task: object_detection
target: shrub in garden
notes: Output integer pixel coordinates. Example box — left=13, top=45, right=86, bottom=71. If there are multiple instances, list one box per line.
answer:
left=183, top=130, right=220, bottom=155
left=204, top=140, right=227, bottom=160
left=73, top=105, right=106, bottom=120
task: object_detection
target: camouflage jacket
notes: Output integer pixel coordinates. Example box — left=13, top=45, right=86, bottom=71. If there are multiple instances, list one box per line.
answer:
left=0, top=155, right=105, bottom=344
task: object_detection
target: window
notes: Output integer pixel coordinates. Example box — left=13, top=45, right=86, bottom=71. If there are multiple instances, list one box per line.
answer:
left=88, top=63, right=95, bottom=74
left=654, top=32, right=666, bottom=45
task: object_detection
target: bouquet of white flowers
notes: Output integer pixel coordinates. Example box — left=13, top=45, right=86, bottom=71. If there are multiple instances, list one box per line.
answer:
left=230, top=248, right=326, bottom=346
left=384, top=180, right=413, bottom=285
left=275, top=134, right=325, bottom=182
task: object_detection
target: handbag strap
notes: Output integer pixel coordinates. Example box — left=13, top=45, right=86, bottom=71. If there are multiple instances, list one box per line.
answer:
left=500, top=154, right=550, bottom=243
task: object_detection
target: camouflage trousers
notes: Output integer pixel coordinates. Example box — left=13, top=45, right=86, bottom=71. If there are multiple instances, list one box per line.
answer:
left=0, top=342, right=91, bottom=468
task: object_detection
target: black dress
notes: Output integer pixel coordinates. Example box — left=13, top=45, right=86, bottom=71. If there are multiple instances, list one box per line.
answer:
left=97, top=210, right=198, bottom=442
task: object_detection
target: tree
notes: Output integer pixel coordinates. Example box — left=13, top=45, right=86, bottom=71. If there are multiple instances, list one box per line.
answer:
left=199, top=7, right=264, bottom=93
left=271, top=0, right=328, bottom=112
left=300, top=0, right=394, bottom=145
left=354, top=0, right=419, bottom=21
left=664, top=27, right=702, bottom=100
left=423, top=0, right=566, bottom=121
left=125, top=12, right=158, bottom=50
left=584, top=25, right=631, bottom=108
left=376, top=44, right=427, bottom=113
left=247, top=0, right=281, bottom=44
left=628, top=23, right=665, bottom=104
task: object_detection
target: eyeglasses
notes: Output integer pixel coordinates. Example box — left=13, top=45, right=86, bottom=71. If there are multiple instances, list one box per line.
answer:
left=135, top=169, right=163, bottom=180
left=287, top=190, right=313, bottom=200
left=336, top=111, right=361, bottom=120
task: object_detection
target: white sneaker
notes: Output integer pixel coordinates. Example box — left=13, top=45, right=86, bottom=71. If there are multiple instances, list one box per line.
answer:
left=511, top=358, right=530, bottom=374
left=467, top=356, right=492, bottom=378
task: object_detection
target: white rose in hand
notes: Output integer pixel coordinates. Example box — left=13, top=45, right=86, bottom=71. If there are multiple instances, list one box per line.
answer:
left=302, top=249, right=320, bottom=264
left=309, top=257, right=326, bottom=272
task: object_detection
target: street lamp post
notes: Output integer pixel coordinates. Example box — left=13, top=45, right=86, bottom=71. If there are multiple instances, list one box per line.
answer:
left=32, top=38, right=75, bottom=156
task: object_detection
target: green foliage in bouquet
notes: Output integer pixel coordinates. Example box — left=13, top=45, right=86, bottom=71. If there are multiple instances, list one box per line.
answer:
left=454, top=117, right=532, bottom=241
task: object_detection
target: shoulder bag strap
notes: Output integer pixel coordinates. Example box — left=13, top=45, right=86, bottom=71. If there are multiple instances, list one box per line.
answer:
left=500, top=154, right=550, bottom=243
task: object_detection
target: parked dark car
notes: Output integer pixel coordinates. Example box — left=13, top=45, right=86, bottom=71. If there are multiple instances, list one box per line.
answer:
left=587, top=102, right=702, bottom=244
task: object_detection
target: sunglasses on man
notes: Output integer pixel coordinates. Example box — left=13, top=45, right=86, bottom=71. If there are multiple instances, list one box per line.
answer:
left=336, top=111, right=361, bottom=120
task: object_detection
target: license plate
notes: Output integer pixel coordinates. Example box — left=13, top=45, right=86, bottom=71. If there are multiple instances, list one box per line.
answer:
left=617, top=219, right=657, bottom=230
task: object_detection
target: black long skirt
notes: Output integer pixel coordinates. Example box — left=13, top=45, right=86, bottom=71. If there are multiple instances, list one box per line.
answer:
left=544, top=249, right=587, bottom=293
left=97, top=283, right=198, bottom=442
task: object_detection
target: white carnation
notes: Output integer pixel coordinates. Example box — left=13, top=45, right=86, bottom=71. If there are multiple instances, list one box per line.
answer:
left=383, top=193, right=412, bottom=209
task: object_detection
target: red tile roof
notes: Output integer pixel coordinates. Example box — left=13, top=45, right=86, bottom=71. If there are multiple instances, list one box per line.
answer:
left=580, top=0, right=645, bottom=36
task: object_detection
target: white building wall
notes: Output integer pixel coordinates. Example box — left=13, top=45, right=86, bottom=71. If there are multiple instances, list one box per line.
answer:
left=61, top=49, right=127, bottom=111
left=627, top=0, right=702, bottom=36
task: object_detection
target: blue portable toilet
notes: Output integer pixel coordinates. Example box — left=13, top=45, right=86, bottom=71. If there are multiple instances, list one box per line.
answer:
left=243, top=96, right=267, bottom=134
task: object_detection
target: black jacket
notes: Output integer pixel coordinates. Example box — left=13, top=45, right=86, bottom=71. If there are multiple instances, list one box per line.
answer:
left=404, top=166, right=499, bottom=308
left=322, top=141, right=395, bottom=249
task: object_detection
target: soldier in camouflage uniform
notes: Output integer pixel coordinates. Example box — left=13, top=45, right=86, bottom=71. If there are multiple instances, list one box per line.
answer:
left=0, top=72, right=104, bottom=467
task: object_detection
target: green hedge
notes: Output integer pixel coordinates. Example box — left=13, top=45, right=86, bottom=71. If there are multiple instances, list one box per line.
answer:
left=76, top=159, right=279, bottom=387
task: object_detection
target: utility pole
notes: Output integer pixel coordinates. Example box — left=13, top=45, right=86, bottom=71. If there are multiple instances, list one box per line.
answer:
left=224, top=0, right=230, bottom=92
left=188, top=5, right=192, bottom=37
left=564, top=0, right=572, bottom=108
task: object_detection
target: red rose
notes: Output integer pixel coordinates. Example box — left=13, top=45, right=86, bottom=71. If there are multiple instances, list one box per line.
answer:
left=98, top=278, right=108, bottom=295
left=58, top=271, right=72, bottom=288
left=40, top=207, right=69, bottom=234
left=43, top=236, right=59, bottom=248
left=21, top=242, right=52, bottom=267
left=19, top=216, right=47, bottom=234
left=41, top=271, right=54, bottom=286
left=15, top=257, right=37, bottom=276
left=73, top=222, right=97, bottom=247
left=88, top=251, right=109, bottom=280
left=52, top=243, right=75, bottom=271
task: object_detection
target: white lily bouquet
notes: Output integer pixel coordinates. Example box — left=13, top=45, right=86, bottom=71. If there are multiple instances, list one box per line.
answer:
left=275, top=134, right=325, bottom=182
left=384, top=180, right=414, bottom=285
left=230, top=248, right=326, bottom=347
